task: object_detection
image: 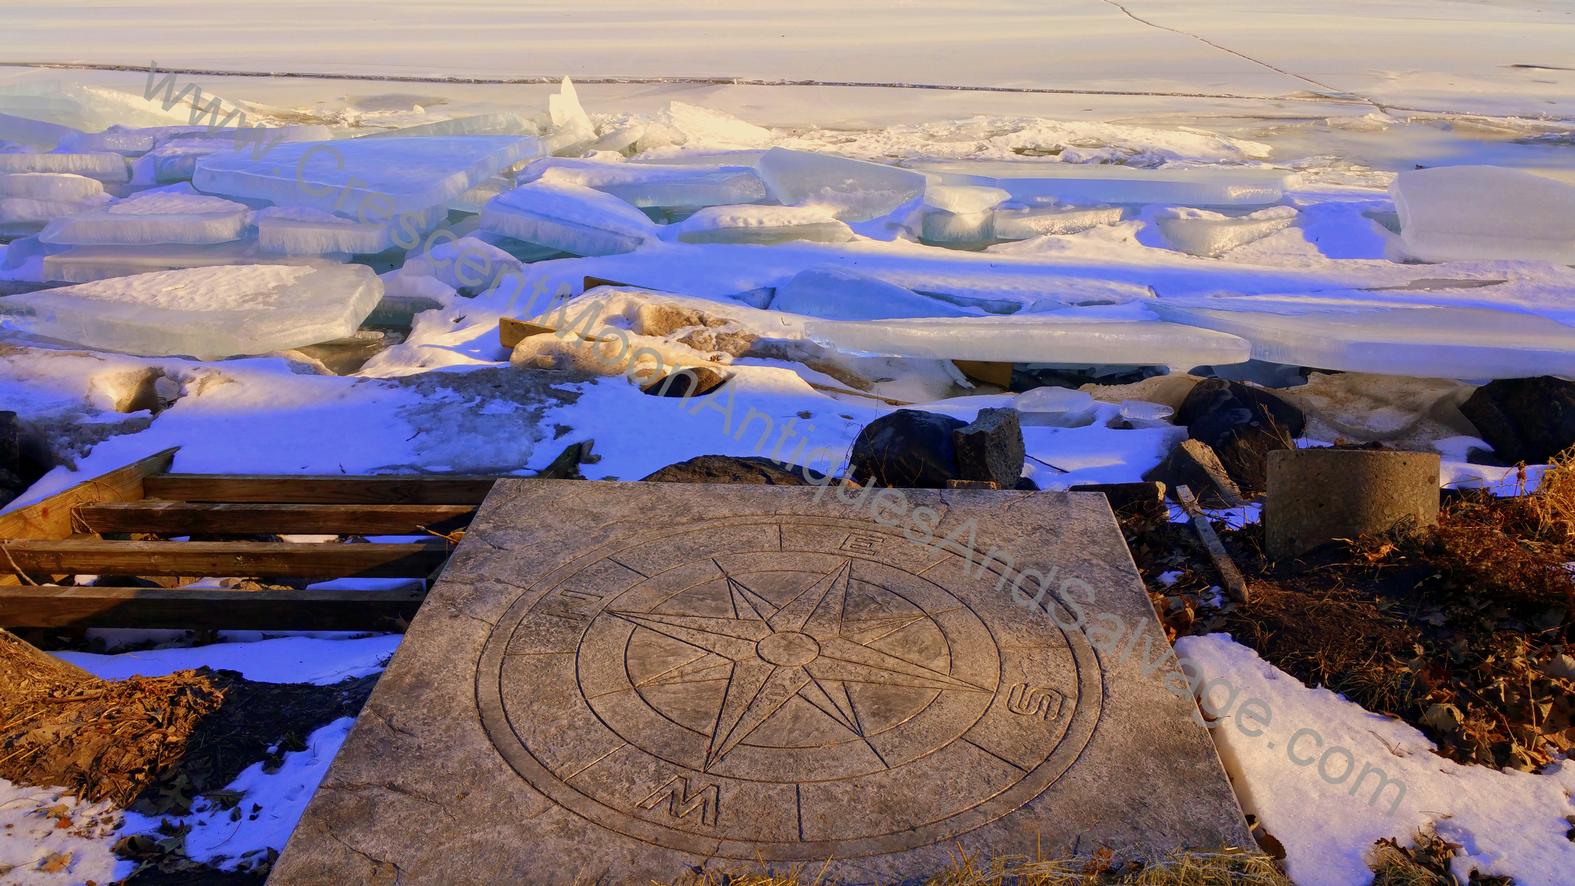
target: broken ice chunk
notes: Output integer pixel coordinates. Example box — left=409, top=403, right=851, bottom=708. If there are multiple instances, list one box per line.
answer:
left=757, top=147, right=926, bottom=222
left=40, top=188, right=251, bottom=246
left=670, top=205, right=853, bottom=244
left=1391, top=166, right=1575, bottom=264
left=255, top=205, right=446, bottom=255
left=917, top=187, right=1007, bottom=246
left=1, top=196, right=110, bottom=235
left=656, top=102, right=773, bottom=150
left=363, top=113, right=537, bottom=139
left=918, top=209, right=994, bottom=247
left=772, top=267, right=975, bottom=320
left=1155, top=206, right=1298, bottom=257
left=194, top=136, right=540, bottom=215
left=480, top=180, right=655, bottom=256
left=144, top=139, right=225, bottom=183
left=55, top=126, right=158, bottom=156
left=41, top=241, right=343, bottom=284
left=924, top=185, right=1011, bottom=215
left=1119, top=400, right=1174, bottom=428
left=0, top=112, right=80, bottom=151
left=804, top=309, right=1251, bottom=367
left=544, top=78, right=595, bottom=156
left=0, top=152, right=130, bottom=183
left=993, top=204, right=1124, bottom=239
left=1152, top=294, right=1575, bottom=379
left=450, top=176, right=514, bottom=213
left=0, top=172, right=106, bottom=202
left=1015, top=386, right=1098, bottom=427
left=525, top=158, right=768, bottom=210
left=2, top=264, right=382, bottom=358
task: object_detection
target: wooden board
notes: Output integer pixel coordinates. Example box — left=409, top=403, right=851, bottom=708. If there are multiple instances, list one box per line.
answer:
left=145, top=475, right=498, bottom=505
left=0, top=585, right=425, bottom=630
left=0, top=448, right=178, bottom=541
left=0, top=539, right=451, bottom=579
left=74, top=502, right=477, bottom=536
left=499, top=316, right=557, bottom=349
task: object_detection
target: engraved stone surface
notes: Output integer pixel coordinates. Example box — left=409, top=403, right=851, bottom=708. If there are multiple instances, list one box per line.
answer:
left=271, top=481, right=1250, bottom=884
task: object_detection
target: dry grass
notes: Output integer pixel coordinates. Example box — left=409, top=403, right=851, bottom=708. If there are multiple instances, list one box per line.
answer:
left=668, top=850, right=1289, bottom=885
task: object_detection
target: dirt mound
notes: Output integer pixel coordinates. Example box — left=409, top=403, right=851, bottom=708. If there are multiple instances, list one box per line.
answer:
left=0, top=629, right=224, bottom=806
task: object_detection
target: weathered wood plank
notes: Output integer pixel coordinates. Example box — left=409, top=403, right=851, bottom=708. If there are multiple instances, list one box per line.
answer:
left=0, top=448, right=178, bottom=541
left=74, top=502, right=477, bottom=536
left=0, top=586, right=425, bottom=630
left=1174, top=484, right=1251, bottom=604
left=145, top=475, right=498, bottom=505
left=0, top=540, right=451, bottom=579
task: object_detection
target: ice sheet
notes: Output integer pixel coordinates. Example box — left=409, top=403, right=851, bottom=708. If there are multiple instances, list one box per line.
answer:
left=41, top=241, right=344, bottom=283
left=480, top=180, right=655, bottom=256
left=1155, top=206, right=1298, bottom=257
left=0, top=152, right=130, bottom=183
left=1392, top=166, right=1575, bottom=264
left=193, top=136, right=540, bottom=215
left=254, top=205, right=445, bottom=255
left=1153, top=294, right=1575, bottom=379
left=669, top=205, right=854, bottom=245
left=920, top=161, right=1295, bottom=206
left=2, top=264, right=382, bottom=358
left=39, top=188, right=251, bottom=246
left=804, top=307, right=1252, bottom=366
left=772, top=266, right=974, bottom=320
left=757, top=147, right=927, bottom=222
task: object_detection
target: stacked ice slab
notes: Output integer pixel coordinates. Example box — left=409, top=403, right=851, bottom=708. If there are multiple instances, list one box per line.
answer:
left=1, top=264, right=384, bottom=359
left=196, top=135, right=540, bottom=255
left=1391, top=166, right=1575, bottom=264
left=0, top=173, right=111, bottom=236
left=40, top=187, right=250, bottom=246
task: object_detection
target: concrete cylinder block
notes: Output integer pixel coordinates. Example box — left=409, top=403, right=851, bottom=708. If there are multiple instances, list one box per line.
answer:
left=1265, top=448, right=1441, bottom=560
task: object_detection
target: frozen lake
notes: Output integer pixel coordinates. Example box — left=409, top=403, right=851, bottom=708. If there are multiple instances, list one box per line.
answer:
left=2, top=0, right=1573, bottom=117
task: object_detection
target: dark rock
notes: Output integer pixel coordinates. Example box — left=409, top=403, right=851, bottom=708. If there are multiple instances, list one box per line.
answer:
left=642, top=455, right=827, bottom=486
left=0, top=411, right=21, bottom=504
left=1144, top=439, right=1245, bottom=507
left=849, top=409, right=966, bottom=489
left=1010, top=365, right=1160, bottom=393
left=952, top=407, right=1024, bottom=487
left=1459, top=376, right=1575, bottom=465
left=1069, top=481, right=1168, bottom=531
left=1013, top=476, right=1040, bottom=491
left=1177, top=378, right=1305, bottom=492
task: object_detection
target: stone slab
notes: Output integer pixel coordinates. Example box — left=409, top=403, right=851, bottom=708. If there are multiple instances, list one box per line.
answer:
left=271, top=480, right=1250, bottom=885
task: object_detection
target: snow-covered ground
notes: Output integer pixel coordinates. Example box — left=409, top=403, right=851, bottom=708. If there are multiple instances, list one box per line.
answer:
left=0, top=2, right=1572, bottom=882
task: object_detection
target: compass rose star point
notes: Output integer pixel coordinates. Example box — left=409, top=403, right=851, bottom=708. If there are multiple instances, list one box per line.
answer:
left=614, top=560, right=988, bottom=770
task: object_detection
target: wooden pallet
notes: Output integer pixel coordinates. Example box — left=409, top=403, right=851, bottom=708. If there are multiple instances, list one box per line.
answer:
left=0, top=448, right=501, bottom=632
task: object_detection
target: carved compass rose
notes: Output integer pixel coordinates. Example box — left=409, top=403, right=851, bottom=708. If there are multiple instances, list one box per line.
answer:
left=478, top=518, right=1101, bottom=861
